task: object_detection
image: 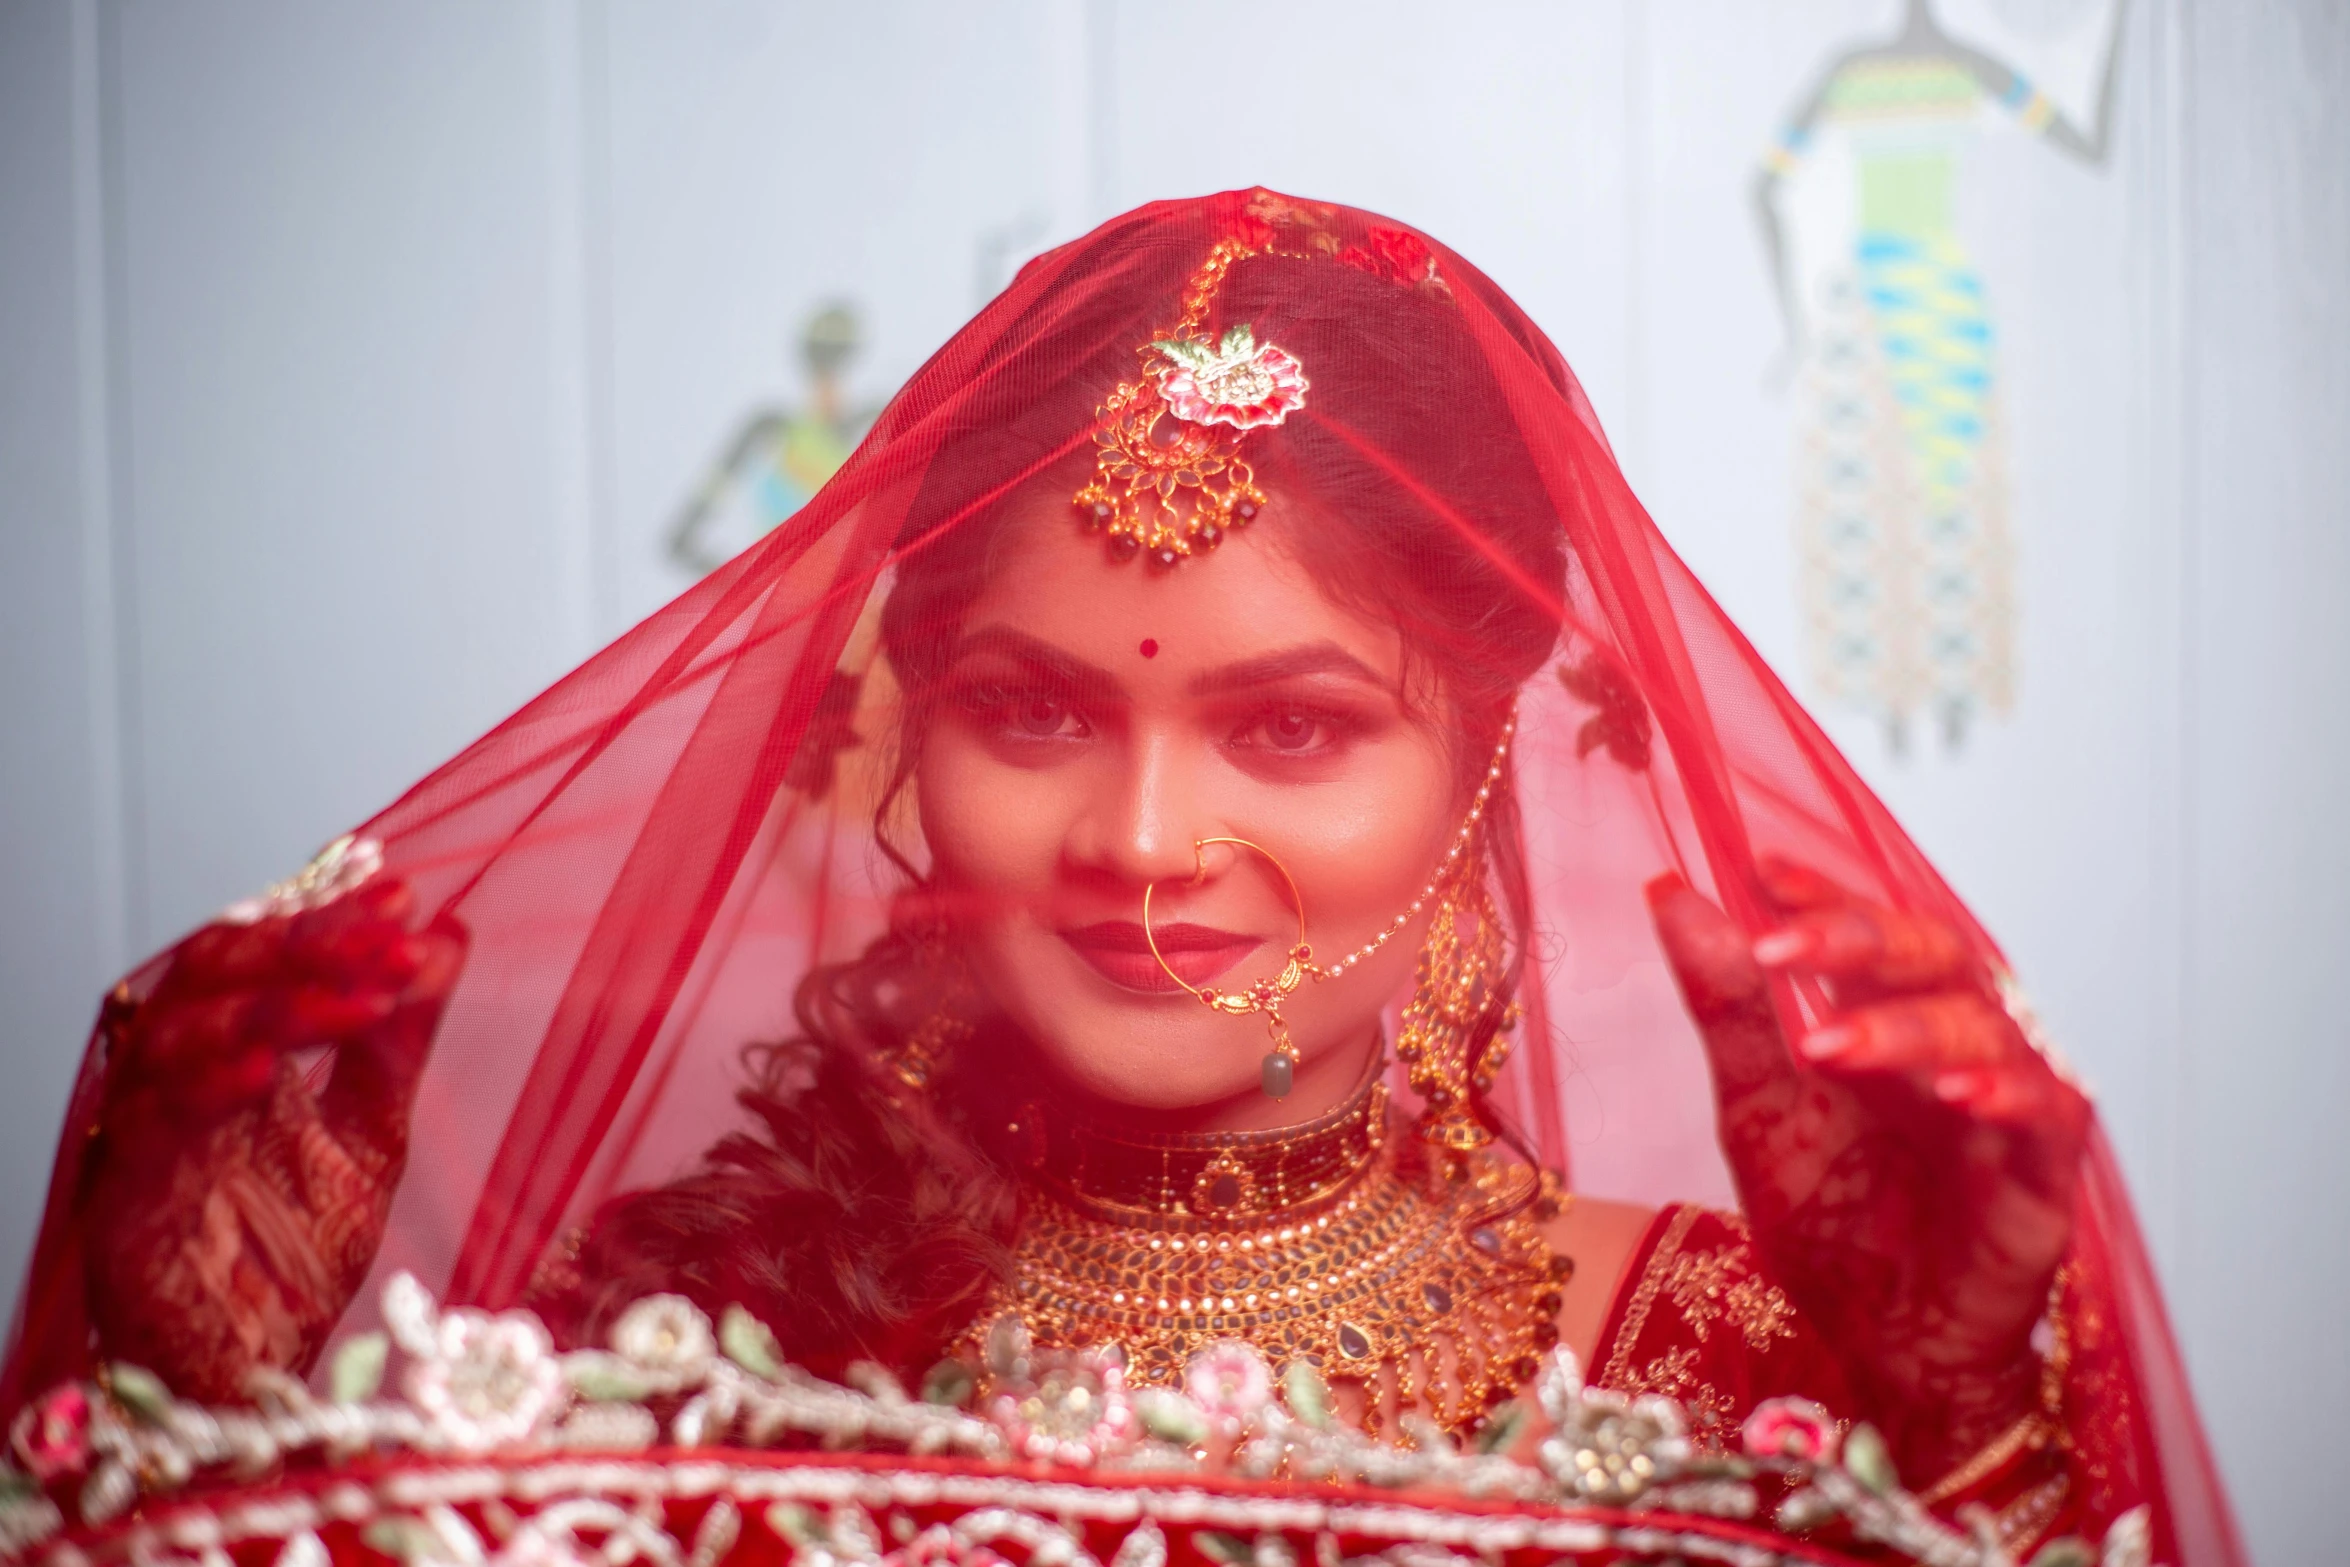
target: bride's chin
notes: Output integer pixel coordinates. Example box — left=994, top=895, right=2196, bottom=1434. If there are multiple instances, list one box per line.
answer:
left=1019, top=1015, right=1262, bottom=1111
left=984, top=947, right=1295, bottom=1109
left=1066, top=1071, right=1259, bottom=1116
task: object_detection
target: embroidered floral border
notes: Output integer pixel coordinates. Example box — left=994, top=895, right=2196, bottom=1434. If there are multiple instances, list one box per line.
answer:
left=0, top=1276, right=2154, bottom=1567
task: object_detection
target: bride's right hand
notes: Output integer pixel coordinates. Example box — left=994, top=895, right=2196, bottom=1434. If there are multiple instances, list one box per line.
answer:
left=81, top=868, right=465, bottom=1402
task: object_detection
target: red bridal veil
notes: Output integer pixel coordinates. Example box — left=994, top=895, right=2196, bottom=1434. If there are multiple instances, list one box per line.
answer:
left=3, top=191, right=2239, bottom=1564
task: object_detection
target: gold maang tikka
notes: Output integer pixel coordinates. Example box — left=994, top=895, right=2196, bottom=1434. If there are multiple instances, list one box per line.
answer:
left=1073, top=239, right=1310, bottom=569
left=1140, top=715, right=1518, bottom=1131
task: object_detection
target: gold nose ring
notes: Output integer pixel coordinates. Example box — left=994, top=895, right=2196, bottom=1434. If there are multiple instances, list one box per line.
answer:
left=1141, top=836, right=1313, bottom=1098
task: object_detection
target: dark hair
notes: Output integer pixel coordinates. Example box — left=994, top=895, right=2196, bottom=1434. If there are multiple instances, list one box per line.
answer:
left=544, top=250, right=1570, bottom=1377
left=541, top=934, right=1026, bottom=1380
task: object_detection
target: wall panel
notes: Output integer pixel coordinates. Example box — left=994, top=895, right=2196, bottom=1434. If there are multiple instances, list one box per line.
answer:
left=108, top=0, right=597, bottom=947
left=1099, top=0, right=1637, bottom=435
left=597, top=0, right=1084, bottom=628
left=0, top=0, right=119, bottom=1305
left=2175, top=0, right=2350, bottom=1552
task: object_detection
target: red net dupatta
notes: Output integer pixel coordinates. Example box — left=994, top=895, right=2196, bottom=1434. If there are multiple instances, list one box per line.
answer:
left=2, top=190, right=2241, bottom=1567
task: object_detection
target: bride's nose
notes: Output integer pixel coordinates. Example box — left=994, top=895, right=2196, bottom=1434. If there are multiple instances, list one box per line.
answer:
left=1064, top=728, right=1209, bottom=889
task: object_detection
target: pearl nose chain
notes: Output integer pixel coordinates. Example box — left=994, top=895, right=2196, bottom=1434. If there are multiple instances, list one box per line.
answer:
left=1139, top=713, right=1516, bottom=1098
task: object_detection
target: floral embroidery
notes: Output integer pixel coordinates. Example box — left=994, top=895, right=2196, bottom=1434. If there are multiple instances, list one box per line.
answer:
left=385, top=1272, right=568, bottom=1452
left=605, top=1293, right=717, bottom=1383
left=1726, top=1270, right=1799, bottom=1351
left=7, top=1385, right=90, bottom=1481
left=1663, top=1249, right=1737, bottom=1344
left=1151, top=325, right=1308, bottom=432
left=985, top=1346, right=1139, bottom=1466
left=1337, top=224, right=1448, bottom=294
left=1596, top=1207, right=1808, bottom=1458
left=1633, top=1348, right=1734, bottom=1440
left=1663, top=1243, right=1798, bottom=1354
left=1640, top=1345, right=1699, bottom=1394
left=1743, top=1396, right=1841, bottom=1463
left=1184, top=1340, right=1274, bottom=1425
left=0, top=1271, right=2153, bottom=1567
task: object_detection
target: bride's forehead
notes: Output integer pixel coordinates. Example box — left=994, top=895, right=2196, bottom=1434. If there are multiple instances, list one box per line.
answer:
left=962, top=511, right=1398, bottom=671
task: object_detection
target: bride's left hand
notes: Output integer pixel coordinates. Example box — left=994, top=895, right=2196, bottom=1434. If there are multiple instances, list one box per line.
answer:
left=1645, top=857, right=2090, bottom=1483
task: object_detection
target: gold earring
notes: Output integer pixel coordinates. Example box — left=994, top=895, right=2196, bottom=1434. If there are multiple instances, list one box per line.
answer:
left=1142, top=836, right=1314, bottom=1099
left=1395, top=827, right=1515, bottom=1155
left=886, top=930, right=974, bottom=1093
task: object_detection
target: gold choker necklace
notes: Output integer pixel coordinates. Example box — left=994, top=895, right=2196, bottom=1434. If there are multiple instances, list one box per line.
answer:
left=974, top=1074, right=1571, bottom=1438
left=1028, top=1065, right=1388, bottom=1221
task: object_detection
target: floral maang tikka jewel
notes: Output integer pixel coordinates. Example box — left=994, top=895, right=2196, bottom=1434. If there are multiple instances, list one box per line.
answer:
left=1074, top=239, right=1309, bottom=568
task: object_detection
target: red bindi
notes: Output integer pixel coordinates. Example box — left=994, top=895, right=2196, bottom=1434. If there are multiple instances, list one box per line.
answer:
left=1139, top=638, right=1159, bottom=659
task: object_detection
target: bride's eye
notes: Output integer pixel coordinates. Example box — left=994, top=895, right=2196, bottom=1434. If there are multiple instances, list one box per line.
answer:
left=960, top=678, right=1088, bottom=742
left=1015, top=694, right=1076, bottom=737
left=1265, top=710, right=1318, bottom=749
left=1239, top=704, right=1342, bottom=755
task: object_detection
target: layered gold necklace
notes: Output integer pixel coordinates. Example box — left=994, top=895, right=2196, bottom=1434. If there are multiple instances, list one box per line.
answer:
left=970, top=1066, right=1571, bottom=1438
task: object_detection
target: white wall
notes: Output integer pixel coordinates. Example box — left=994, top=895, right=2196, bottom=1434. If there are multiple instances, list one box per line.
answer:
left=0, top=0, right=120, bottom=1252
left=2, top=2, right=2342, bottom=1558
left=2172, top=1, right=2350, bottom=1547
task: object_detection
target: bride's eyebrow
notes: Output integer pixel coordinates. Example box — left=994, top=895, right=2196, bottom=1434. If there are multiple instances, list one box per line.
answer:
left=948, top=626, right=1122, bottom=703
left=1189, top=642, right=1390, bottom=697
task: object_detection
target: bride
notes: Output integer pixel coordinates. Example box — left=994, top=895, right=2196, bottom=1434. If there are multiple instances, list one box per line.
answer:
left=2, top=191, right=2236, bottom=1565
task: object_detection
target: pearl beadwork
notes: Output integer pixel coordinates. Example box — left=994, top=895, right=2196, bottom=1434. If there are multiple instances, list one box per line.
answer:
left=1305, top=714, right=1516, bottom=980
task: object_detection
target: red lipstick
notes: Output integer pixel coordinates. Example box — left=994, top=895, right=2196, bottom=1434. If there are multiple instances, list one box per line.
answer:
left=1058, top=920, right=1263, bottom=993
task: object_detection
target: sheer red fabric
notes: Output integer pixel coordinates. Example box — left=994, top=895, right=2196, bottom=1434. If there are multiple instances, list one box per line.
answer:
left=4, top=190, right=2238, bottom=1563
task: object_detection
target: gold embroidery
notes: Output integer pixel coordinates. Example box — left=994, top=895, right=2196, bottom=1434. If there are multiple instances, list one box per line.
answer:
left=1631, top=1346, right=1734, bottom=1436
left=1597, top=1208, right=1740, bottom=1449
left=1662, top=1246, right=1737, bottom=1343
left=1640, top=1345, right=1699, bottom=1392
left=1724, top=1270, right=1798, bottom=1352
left=1660, top=1241, right=1796, bottom=1352
left=1996, top=1473, right=2071, bottom=1554
left=1596, top=1207, right=1801, bottom=1454
left=1917, top=1406, right=2054, bottom=1506
left=1598, top=1205, right=1701, bottom=1393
